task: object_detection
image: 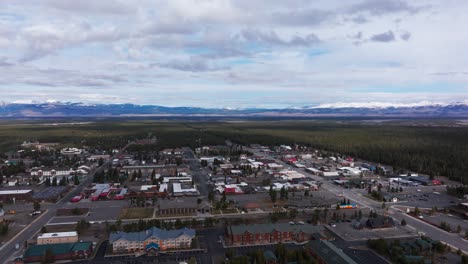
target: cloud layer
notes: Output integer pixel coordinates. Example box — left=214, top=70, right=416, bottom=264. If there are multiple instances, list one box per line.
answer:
left=0, top=0, right=467, bottom=107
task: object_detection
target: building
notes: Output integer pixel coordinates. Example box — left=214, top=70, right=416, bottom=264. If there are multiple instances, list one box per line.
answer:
left=109, top=227, right=195, bottom=254
left=60, top=148, right=83, bottom=156
left=226, top=223, right=322, bottom=246
left=21, top=141, right=58, bottom=151
left=319, top=171, right=340, bottom=178
left=408, top=176, right=432, bottom=186
left=121, top=164, right=189, bottom=178
left=23, top=242, right=92, bottom=263
left=7, top=178, right=18, bottom=186
left=307, top=235, right=358, bottom=264
left=172, top=183, right=199, bottom=196
left=366, top=216, right=395, bottom=229
left=37, top=231, right=78, bottom=245
left=156, top=198, right=211, bottom=216
left=88, top=155, right=111, bottom=162
left=0, top=189, right=33, bottom=202
left=30, top=167, right=72, bottom=182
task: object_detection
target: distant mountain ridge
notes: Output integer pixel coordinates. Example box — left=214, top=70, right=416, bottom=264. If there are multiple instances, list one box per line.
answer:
left=1, top=101, right=468, bottom=117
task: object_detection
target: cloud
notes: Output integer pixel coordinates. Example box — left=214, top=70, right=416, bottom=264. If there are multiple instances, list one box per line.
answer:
left=0, top=0, right=466, bottom=107
left=271, top=8, right=332, bottom=26
left=239, top=29, right=320, bottom=47
left=158, top=57, right=228, bottom=72
left=43, top=0, right=137, bottom=15
left=351, top=15, right=369, bottom=24
left=400, top=31, right=411, bottom=41
left=348, top=0, right=423, bottom=16
left=370, top=30, right=396, bottom=42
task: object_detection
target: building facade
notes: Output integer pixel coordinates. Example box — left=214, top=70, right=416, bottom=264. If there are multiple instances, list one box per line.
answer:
left=109, top=227, right=195, bottom=254
left=0, top=190, right=33, bottom=202
left=226, top=223, right=321, bottom=246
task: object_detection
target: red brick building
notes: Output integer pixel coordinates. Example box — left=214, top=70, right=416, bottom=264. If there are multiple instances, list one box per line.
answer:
left=226, top=223, right=322, bottom=246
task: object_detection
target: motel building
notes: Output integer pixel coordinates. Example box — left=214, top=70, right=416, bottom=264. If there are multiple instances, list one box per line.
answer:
left=109, top=227, right=195, bottom=256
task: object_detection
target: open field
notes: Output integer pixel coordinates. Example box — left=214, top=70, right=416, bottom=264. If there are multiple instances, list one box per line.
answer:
left=119, top=207, right=154, bottom=220
left=1, top=118, right=468, bottom=182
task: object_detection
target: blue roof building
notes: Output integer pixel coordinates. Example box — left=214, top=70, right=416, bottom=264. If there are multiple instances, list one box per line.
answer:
left=109, top=227, right=195, bottom=254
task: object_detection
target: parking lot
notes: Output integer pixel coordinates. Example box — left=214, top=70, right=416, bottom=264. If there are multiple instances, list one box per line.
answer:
left=32, top=186, right=69, bottom=201
left=420, top=212, right=468, bottom=233
left=398, top=189, right=460, bottom=209
left=327, top=221, right=418, bottom=241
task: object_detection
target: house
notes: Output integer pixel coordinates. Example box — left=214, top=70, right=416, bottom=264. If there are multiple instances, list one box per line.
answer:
left=109, top=227, right=195, bottom=254
left=384, top=195, right=399, bottom=203
left=23, top=242, right=92, bottom=263
left=226, top=223, right=322, bottom=246
left=37, top=231, right=78, bottom=245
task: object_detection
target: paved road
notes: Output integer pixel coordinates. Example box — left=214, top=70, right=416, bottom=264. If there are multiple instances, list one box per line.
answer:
left=0, top=142, right=133, bottom=263
left=0, top=163, right=108, bottom=262
left=245, top=146, right=468, bottom=253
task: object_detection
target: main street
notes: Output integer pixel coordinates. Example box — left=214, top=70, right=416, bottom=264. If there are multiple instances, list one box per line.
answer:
left=245, top=146, right=468, bottom=253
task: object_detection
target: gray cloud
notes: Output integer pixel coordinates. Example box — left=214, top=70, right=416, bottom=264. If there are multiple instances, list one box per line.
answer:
left=370, top=30, right=396, bottom=42
left=44, top=0, right=137, bottom=15
left=240, top=29, right=320, bottom=46
left=349, top=0, right=423, bottom=16
left=271, top=8, right=332, bottom=26
left=400, top=31, right=411, bottom=41
left=158, top=57, right=228, bottom=72
left=351, top=15, right=369, bottom=24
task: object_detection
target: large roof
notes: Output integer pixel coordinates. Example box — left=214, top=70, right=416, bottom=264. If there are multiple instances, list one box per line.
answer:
left=228, top=223, right=322, bottom=236
left=0, top=189, right=32, bottom=195
left=38, top=231, right=77, bottom=239
left=109, top=227, right=195, bottom=243
left=307, top=239, right=358, bottom=264
left=24, top=242, right=92, bottom=258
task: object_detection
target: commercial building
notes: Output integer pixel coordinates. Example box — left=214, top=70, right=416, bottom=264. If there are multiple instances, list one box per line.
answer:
left=23, top=242, right=92, bottom=263
left=226, top=223, right=322, bottom=246
left=307, top=235, right=358, bottom=264
left=156, top=197, right=211, bottom=216
left=0, top=189, right=32, bottom=202
left=121, top=164, right=189, bottom=177
left=37, top=231, right=79, bottom=245
left=109, top=227, right=195, bottom=254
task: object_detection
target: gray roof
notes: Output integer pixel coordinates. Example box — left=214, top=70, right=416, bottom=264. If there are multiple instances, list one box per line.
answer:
left=308, top=239, right=358, bottom=264
left=109, top=227, right=195, bottom=243
left=228, top=223, right=322, bottom=236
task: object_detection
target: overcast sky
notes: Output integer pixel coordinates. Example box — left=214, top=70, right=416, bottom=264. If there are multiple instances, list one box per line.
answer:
left=0, top=0, right=467, bottom=108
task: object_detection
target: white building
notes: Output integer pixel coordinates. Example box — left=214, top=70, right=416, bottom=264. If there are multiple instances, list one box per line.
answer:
left=37, top=231, right=79, bottom=245
left=61, top=147, right=83, bottom=156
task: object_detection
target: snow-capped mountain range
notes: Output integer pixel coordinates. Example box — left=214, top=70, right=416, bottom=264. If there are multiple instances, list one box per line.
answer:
left=0, top=100, right=468, bottom=117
